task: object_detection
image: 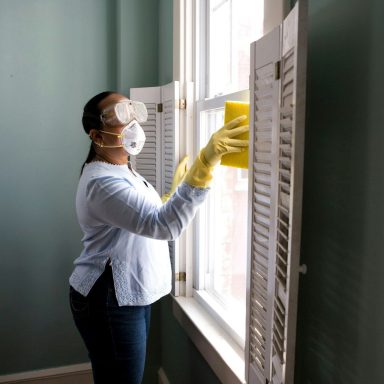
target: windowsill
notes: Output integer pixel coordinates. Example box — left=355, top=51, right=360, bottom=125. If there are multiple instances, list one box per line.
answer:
left=172, top=296, right=246, bottom=384
left=193, top=290, right=245, bottom=349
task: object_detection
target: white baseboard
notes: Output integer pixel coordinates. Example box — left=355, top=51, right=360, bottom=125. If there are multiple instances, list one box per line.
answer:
left=0, top=363, right=92, bottom=384
left=158, top=367, right=170, bottom=384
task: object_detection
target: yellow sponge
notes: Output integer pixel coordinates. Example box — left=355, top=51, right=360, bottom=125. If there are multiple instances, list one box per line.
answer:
left=220, top=101, right=250, bottom=169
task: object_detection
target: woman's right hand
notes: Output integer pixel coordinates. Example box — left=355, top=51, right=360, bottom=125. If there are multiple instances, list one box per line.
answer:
left=183, top=116, right=249, bottom=188
left=200, top=115, right=249, bottom=167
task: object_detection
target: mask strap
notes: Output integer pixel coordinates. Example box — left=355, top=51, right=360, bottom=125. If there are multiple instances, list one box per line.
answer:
left=94, top=142, right=123, bottom=149
left=99, top=129, right=123, bottom=138
left=91, top=130, right=123, bottom=148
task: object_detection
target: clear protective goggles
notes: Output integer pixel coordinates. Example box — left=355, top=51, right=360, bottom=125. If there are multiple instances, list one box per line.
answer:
left=100, top=100, right=148, bottom=126
left=98, top=120, right=146, bottom=156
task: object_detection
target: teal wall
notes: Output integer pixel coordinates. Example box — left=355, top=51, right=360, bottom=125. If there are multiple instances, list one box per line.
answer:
left=0, top=0, right=160, bottom=378
left=117, top=0, right=159, bottom=94
left=160, top=297, right=221, bottom=384
left=158, top=0, right=173, bottom=85
left=296, top=0, right=384, bottom=383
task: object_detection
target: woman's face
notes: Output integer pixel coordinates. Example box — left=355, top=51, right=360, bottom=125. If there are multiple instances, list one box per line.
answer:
left=93, top=93, right=129, bottom=152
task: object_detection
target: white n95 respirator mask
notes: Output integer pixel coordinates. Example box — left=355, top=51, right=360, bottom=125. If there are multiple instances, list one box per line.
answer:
left=97, top=120, right=146, bottom=156
left=100, top=100, right=148, bottom=126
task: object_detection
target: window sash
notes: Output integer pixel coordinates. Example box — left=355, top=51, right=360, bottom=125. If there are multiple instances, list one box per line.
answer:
left=193, top=89, right=250, bottom=349
left=194, top=89, right=249, bottom=288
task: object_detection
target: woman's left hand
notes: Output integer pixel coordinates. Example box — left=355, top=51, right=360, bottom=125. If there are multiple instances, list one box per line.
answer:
left=161, top=155, right=189, bottom=203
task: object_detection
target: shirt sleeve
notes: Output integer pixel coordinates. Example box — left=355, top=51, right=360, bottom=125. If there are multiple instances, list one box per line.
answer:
left=85, top=176, right=209, bottom=241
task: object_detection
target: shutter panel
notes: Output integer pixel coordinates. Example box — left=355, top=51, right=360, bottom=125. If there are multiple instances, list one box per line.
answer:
left=161, top=81, right=182, bottom=296
left=130, top=82, right=182, bottom=297
left=247, top=25, right=281, bottom=384
left=272, top=2, right=307, bottom=383
left=246, top=1, right=307, bottom=383
left=129, top=86, right=162, bottom=193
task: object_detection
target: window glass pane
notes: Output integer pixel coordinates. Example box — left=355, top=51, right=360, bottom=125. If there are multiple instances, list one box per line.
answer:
left=209, top=166, right=248, bottom=309
left=208, top=0, right=264, bottom=97
left=209, top=1, right=231, bottom=96
left=199, top=108, right=248, bottom=327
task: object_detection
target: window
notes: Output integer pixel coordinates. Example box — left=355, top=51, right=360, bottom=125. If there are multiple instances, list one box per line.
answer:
left=131, top=1, right=308, bottom=383
left=194, top=0, right=264, bottom=347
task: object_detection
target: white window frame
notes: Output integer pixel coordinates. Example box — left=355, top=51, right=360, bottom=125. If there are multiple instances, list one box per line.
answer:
left=172, top=1, right=290, bottom=384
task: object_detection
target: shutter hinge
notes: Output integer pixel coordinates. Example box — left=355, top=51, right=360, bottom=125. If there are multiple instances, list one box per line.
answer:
left=175, top=272, right=186, bottom=282
left=176, top=98, right=186, bottom=110
left=157, top=103, right=163, bottom=113
left=275, top=60, right=281, bottom=80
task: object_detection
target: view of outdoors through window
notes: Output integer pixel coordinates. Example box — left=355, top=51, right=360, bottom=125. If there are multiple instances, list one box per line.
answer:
left=208, top=0, right=264, bottom=97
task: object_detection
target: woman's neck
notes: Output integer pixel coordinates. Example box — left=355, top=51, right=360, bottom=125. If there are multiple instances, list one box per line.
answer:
left=94, top=152, right=128, bottom=165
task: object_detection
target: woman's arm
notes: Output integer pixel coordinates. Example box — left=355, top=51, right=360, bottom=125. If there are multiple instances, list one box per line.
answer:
left=86, top=176, right=208, bottom=240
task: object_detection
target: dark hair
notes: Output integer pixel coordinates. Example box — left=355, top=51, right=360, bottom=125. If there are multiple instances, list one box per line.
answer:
left=80, top=91, right=115, bottom=174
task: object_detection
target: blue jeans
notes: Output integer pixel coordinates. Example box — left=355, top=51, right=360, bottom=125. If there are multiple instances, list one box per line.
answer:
left=69, top=264, right=151, bottom=384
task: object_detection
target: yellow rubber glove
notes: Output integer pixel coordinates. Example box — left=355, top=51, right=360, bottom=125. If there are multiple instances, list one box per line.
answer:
left=161, top=155, right=189, bottom=203
left=184, top=116, right=249, bottom=188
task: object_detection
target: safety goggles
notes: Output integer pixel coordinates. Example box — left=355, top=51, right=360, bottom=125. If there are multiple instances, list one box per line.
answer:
left=100, top=100, right=148, bottom=126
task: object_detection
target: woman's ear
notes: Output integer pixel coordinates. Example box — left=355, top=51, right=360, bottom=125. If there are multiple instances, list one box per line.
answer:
left=89, top=129, right=103, bottom=146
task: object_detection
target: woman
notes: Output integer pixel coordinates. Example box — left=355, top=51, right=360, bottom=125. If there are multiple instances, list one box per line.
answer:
left=69, top=91, right=248, bottom=383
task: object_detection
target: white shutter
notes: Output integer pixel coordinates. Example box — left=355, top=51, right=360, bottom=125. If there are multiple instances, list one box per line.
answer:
left=247, top=25, right=281, bottom=384
left=246, top=1, right=307, bottom=383
left=130, top=82, right=182, bottom=296
left=161, top=81, right=182, bottom=296
left=129, top=86, right=162, bottom=193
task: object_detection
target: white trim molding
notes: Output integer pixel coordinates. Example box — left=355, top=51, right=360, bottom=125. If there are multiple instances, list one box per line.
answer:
left=158, top=367, right=171, bottom=384
left=0, top=363, right=92, bottom=384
